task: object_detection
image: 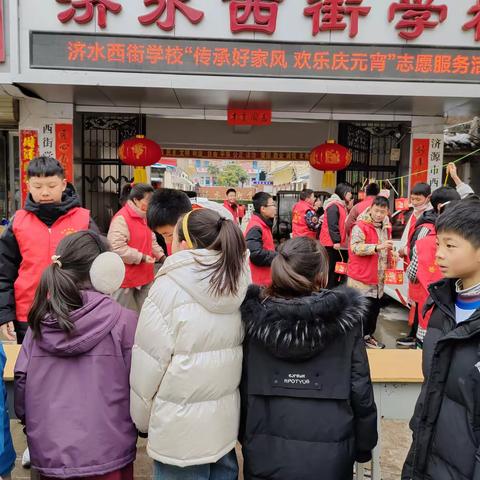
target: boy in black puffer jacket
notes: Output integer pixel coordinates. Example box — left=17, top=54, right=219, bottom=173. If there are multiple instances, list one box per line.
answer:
left=240, top=237, right=378, bottom=480
left=403, top=197, right=480, bottom=480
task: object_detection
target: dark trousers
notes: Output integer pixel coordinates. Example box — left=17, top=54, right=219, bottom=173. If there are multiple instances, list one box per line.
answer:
left=326, top=247, right=348, bottom=289
left=364, top=297, right=382, bottom=338
left=14, top=321, right=28, bottom=345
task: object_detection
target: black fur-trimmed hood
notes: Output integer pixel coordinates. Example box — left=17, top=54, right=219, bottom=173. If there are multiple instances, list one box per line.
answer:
left=241, top=285, right=367, bottom=360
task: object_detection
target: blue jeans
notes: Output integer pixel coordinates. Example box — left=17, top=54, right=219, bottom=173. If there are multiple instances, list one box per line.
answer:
left=153, top=450, right=238, bottom=480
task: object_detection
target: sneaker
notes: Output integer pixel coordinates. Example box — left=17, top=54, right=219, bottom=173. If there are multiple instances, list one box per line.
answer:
left=396, top=336, right=417, bottom=348
left=22, top=447, right=30, bottom=469
left=365, top=335, right=386, bottom=349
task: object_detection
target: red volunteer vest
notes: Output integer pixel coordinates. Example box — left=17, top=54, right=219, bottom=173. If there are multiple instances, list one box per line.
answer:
left=408, top=222, right=436, bottom=304
left=292, top=200, right=317, bottom=239
left=319, top=201, right=348, bottom=247
left=244, top=214, right=275, bottom=286
left=347, top=220, right=387, bottom=285
left=113, top=204, right=154, bottom=289
left=414, top=231, right=443, bottom=330
left=223, top=201, right=239, bottom=223
left=13, top=207, right=90, bottom=322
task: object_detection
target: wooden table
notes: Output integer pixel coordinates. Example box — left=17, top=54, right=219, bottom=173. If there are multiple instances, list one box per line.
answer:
left=357, top=349, right=423, bottom=480
left=3, top=344, right=423, bottom=479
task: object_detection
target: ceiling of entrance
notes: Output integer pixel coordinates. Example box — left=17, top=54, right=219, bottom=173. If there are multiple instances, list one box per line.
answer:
left=19, top=84, right=479, bottom=120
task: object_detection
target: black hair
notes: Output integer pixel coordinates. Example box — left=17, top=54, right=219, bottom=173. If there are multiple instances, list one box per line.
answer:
left=300, top=189, right=314, bottom=201
left=28, top=231, right=109, bottom=338
left=335, top=183, right=353, bottom=201
left=411, top=182, right=431, bottom=197
left=177, top=209, right=247, bottom=297
left=252, top=192, right=272, bottom=214
left=147, top=188, right=192, bottom=230
left=120, top=183, right=154, bottom=206
left=436, top=197, right=480, bottom=249
left=226, top=188, right=237, bottom=196
left=373, top=196, right=390, bottom=209
left=266, top=237, right=328, bottom=298
left=430, top=187, right=461, bottom=213
left=366, top=183, right=380, bottom=196
left=27, top=156, right=65, bottom=179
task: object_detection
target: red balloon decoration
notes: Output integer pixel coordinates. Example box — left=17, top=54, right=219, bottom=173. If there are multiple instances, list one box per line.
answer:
left=118, top=135, right=162, bottom=167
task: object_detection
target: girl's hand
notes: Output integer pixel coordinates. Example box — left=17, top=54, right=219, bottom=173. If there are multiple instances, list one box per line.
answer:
left=144, top=255, right=155, bottom=264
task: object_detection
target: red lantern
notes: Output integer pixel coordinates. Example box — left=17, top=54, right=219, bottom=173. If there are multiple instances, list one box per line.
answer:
left=118, top=135, right=162, bottom=167
left=309, top=140, right=352, bottom=189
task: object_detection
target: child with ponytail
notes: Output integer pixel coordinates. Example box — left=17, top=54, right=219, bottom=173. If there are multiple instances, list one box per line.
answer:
left=14, top=231, right=138, bottom=480
left=130, top=208, right=251, bottom=479
left=240, top=237, right=378, bottom=480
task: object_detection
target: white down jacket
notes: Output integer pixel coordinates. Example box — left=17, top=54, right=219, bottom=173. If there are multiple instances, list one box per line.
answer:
left=130, top=248, right=250, bottom=467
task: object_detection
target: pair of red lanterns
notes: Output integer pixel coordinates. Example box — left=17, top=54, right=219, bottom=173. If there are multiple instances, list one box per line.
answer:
left=118, top=135, right=352, bottom=188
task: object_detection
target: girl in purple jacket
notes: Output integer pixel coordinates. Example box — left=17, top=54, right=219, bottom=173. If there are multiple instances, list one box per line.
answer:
left=14, top=231, right=138, bottom=480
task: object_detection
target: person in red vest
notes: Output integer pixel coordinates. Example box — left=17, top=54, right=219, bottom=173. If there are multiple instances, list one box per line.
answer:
left=224, top=188, right=239, bottom=223
left=292, top=189, right=320, bottom=239
left=320, top=183, right=353, bottom=289
left=244, top=192, right=277, bottom=286
left=0, top=157, right=97, bottom=345
left=345, top=183, right=380, bottom=238
left=405, top=179, right=474, bottom=347
left=108, top=183, right=165, bottom=313
left=347, top=196, right=394, bottom=349
left=237, top=203, right=246, bottom=226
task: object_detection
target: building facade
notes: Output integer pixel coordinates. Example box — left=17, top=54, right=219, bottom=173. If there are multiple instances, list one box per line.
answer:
left=1, top=0, right=479, bottom=228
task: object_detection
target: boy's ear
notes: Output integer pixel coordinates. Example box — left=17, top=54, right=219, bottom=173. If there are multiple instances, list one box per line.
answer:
left=62, top=178, right=67, bottom=191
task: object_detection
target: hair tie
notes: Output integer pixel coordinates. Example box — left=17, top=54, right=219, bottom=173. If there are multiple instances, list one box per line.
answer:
left=217, top=217, right=227, bottom=229
left=51, top=255, right=62, bottom=268
left=280, top=251, right=289, bottom=261
left=182, top=211, right=194, bottom=249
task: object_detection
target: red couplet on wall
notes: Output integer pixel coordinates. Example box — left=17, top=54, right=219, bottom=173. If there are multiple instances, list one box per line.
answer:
left=227, top=109, right=272, bottom=126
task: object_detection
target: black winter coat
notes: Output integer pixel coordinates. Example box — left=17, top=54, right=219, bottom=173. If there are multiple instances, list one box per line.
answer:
left=240, top=285, right=378, bottom=480
left=403, top=279, right=480, bottom=480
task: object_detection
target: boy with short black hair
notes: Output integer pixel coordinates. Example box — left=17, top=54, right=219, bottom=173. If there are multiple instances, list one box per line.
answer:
left=347, top=195, right=393, bottom=349
left=147, top=189, right=192, bottom=249
left=244, top=192, right=277, bottom=286
left=224, top=188, right=239, bottom=223
left=0, top=156, right=97, bottom=344
left=402, top=197, right=480, bottom=480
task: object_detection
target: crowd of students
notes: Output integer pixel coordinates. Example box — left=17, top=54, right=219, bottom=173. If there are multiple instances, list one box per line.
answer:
left=0, top=155, right=478, bottom=480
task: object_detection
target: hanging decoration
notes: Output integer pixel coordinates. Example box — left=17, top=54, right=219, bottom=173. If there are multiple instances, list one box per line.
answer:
left=118, top=135, right=162, bottom=184
left=309, top=140, right=352, bottom=189
left=384, top=253, right=404, bottom=285
left=395, top=177, right=410, bottom=211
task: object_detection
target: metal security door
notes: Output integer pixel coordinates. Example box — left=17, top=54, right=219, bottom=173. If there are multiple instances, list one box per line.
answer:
left=337, top=122, right=401, bottom=194
left=81, top=114, right=144, bottom=233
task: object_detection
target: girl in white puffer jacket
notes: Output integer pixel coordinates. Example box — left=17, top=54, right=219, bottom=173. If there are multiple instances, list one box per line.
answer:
left=130, top=208, right=251, bottom=480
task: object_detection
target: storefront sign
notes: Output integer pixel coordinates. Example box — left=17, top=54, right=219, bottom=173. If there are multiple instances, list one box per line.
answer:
left=51, top=0, right=480, bottom=43
left=31, top=32, right=480, bottom=84
left=410, top=134, right=444, bottom=190
left=162, top=148, right=310, bottom=161
left=227, top=108, right=272, bottom=125
left=0, top=1, right=4, bottom=63
left=20, top=130, right=39, bottom=205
